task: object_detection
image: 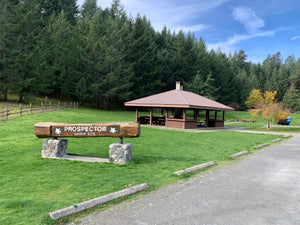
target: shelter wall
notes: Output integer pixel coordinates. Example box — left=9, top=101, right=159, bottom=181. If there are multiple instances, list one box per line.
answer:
left=166, top=118, right=197, bottom=129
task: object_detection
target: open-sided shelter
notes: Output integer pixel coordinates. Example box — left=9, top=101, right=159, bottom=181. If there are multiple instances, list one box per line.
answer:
left=125, top=82, right=234, bottom=129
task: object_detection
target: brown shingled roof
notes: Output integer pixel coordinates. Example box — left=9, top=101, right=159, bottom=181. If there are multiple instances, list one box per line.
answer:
left=125, top=89, right=234, bottom=111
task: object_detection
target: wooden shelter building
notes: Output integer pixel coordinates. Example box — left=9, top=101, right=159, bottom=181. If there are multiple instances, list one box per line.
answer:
left=125, top=82, right=234, bottom=129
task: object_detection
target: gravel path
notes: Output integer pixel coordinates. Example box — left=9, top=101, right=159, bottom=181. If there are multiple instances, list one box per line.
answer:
left=72, top=134, right=300, bottom=225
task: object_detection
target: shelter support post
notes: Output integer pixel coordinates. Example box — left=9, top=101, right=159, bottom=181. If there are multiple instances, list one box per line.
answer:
left=206, top=110, right=209, bottom=127
left=150, top=108, right=153, bottom=126
left=136, top=108, right=139, bottom=123
left=194, top=109, right=198, bottom=121
left=223, top=111, right=225, bottom=121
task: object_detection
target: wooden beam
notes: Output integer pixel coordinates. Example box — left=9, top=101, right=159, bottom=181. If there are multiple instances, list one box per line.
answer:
left=34, top=122, right=140, bottom=138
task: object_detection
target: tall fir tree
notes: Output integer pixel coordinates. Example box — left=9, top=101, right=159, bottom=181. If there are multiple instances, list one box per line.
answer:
left=156, top=26, right=177, bottom=91
left=209, top=50, right=237, bottom=104
left=128, top=15, right=160, bottom=98
left=10, top=0, right=44, bottom=102
left=0, top=0, right=18, bottom=101
left=39, top=0, right=78, bottom=25
left=42, top=11, right=82, bottom=99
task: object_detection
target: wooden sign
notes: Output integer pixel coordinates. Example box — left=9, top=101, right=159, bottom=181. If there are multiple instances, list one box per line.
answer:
left=34, top=122, right=140, bottom=138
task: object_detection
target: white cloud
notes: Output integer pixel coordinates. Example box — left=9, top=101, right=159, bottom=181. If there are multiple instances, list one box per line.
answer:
left=120, top=0, right=228, bottom=32
left=232, top=6, right=265, bottom=33
left=207, top=28, right=282, bottom=56
left=176, top=24, right=211, bottom=33
left=291, top=36, right=300, bottom=40
left=207, top=6, right=287, bottom=57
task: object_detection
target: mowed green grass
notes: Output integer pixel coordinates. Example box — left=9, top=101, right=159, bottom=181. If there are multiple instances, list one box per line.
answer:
left=0, top=109, right=284, bottom=224
left=225, top=111, right=300, bottom=129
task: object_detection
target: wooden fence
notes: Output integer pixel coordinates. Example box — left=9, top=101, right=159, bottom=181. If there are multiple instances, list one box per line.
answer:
left=0, top=101, right=78, bottom=121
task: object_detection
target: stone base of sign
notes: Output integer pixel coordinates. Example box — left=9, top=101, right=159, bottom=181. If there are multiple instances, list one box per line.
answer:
left=109, top=143, right=132, bottom=164
left=42, top=139, right=68, bottom=158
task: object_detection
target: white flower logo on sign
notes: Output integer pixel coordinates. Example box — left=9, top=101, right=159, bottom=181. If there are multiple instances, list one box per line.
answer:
left=110, top=127, right=117, bottom=134
left=55, top=128, right=62, bottom=135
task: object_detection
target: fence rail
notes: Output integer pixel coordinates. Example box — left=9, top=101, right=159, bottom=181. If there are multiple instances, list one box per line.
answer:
left=0, top=101, right=78, bottom=121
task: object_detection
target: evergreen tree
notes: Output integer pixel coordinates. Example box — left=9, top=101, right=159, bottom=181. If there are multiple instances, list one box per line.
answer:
left=89, top=1, right=133, bottom=109
left=172, top=31, right=199, bottom=84
left=194, top=38, right=210, bottom=82
left=186, top=71, right=219, bottom=100
left=262, top=52, right=282, bottom=91
left=39, top=0, right=78, bottom=25
left=209, top=50, right=237, bottom=104
left=156, top=26, right=176, bottom=91
left=283, top=87, right=300, bottom=112
left=230, top=50, right=250, bottom=74
left=76, top=77, right=89, bottom=105
left=235, top=69, right=250, bottom=109
left=0, top=0, right=18, bottom=101
left=9, top=0, right=44, bottom=102
left=80, top=0, right=97, bottom=19
left=85, top=8, right=108, bottom=108
left=290, top=57, right=300, bottom=89
left=42, top=11, right=82, bottom=99
left=128, top=15, right=160, bottom=98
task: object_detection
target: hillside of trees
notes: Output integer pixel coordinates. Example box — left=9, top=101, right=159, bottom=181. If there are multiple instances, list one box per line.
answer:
left=1, top=0, right=300, bottom=111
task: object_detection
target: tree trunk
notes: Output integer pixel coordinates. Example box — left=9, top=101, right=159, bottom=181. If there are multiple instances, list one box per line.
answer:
left=19, top=93, right=23, bottom=103
left=267, top=119, right=271, bottom=131
left=3, top=87, right=8, bottom=101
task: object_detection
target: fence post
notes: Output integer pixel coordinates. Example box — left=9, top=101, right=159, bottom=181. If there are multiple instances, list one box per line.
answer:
left=19, top=104, right=22, bottom=117
left=64, top=101, right=67, bottom=110
left=30, top=103, right=32, bottom=114
left=58, top=101, right=60, bottom=111
left=5, top=104, right=8, bottom=120
left=50, top=101, right=52, bottom=111
left=41, top=102, right=43, bottom=112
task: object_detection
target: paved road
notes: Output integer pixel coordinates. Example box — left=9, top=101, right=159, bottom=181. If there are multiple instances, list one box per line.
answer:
left=74, top=134, right=300, bottom=225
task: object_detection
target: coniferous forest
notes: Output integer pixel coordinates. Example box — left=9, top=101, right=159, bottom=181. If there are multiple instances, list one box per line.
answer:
left=1, top=0, right=300, bottom=111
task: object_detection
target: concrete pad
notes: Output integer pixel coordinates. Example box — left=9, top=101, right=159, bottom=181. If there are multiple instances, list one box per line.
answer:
left=60, top=155, right=109, bottom=163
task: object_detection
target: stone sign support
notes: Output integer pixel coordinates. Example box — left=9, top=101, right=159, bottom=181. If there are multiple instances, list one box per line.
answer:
left=35, top=122, right=140, bottom=164
left=109, top=143, right=132, bottom=164
left=42, top=139, right=68, bottom=158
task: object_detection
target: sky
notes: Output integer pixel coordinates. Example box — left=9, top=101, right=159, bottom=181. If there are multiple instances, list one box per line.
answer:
left=77, top=0, right=300, bottom=64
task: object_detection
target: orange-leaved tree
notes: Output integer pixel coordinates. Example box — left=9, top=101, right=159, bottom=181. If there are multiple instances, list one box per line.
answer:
left=245, top=89, right=289, bottom=130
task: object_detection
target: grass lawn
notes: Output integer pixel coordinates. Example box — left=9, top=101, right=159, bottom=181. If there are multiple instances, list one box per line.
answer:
left=225, top=111, right=300, bottom=130
left=0, top=109, right=287, bottom=224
